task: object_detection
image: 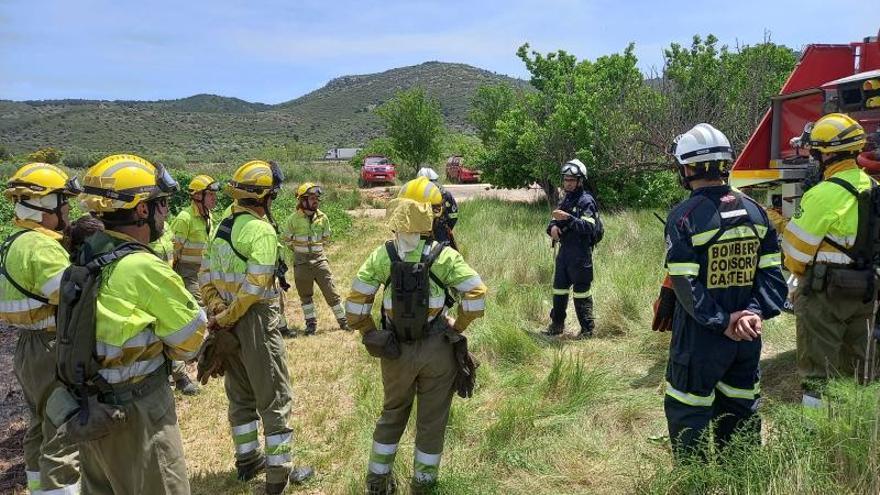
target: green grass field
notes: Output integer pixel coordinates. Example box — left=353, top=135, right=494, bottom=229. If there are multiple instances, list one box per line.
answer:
left=176, top=198, right=880, bottom=495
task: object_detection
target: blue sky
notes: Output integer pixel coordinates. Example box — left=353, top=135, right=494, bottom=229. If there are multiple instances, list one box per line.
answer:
left=1, top=0, right=877, bottom=103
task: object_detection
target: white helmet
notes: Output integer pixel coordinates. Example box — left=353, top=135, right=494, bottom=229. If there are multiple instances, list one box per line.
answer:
left=561, top=159, right=587, bottom=179
left=416, top=167, right=440, bottom=181
left=670, top=123, right=733, bottom=165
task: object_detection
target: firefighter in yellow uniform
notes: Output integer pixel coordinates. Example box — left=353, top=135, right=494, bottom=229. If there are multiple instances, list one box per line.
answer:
left=75, top=154, right=207, bottom=494
left=172, top=174, right=218, bottom=298
left=200, top=160, right=314, bottom=494
left=782, top=113, right=877, bottom=408
left=0, top=163, right=81, bottom=494
left=346, top=177, right=487, bottom=494
left=280, top=182, right=348, bottom=336
left=146, top=221, right=200, bottom=396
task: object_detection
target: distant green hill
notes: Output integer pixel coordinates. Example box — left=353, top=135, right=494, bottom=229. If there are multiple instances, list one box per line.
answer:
left=0, top=62, right=526, bottom=161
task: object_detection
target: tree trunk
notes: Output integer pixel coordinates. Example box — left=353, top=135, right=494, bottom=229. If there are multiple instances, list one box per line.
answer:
left=541, top=178, right=560, bottom=207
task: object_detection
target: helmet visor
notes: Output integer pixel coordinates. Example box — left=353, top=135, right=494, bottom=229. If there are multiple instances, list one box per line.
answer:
left=64, top=176, right=84, bottom=196
left=155, top=163, right=179, bottom=194
left=306, top=185, right=323, bottom=197
left=205, top=181, right=220, bottom=192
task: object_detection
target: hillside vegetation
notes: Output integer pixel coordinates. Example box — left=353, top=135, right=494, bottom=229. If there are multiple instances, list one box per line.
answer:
left=0, top=62, right=525, bottom=162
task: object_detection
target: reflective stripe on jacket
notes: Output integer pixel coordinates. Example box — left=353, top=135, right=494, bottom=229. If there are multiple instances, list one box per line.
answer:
left=200, top=206, right=279, bottom=327
left=93, top=231, right=206, bottom=384
left=345, top=239, right=487, bottom=334
left=0, top=220, right=69, bottom=332
left=280, top=208, right=330, bottom=262
left=171, top=203, right=213, bottom=265
left=665, top=186, right=787, bottom=333
left=782, top=161, right=872, bottom=275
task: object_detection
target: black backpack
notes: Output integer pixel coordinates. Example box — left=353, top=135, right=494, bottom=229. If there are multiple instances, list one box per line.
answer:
left=55, top=242, right=148, bottom=406
left=591, top=210, right=604, bottom=246
left=382, top=240, right=449, bottom=342
left=822, top=177, right=880, bottom=301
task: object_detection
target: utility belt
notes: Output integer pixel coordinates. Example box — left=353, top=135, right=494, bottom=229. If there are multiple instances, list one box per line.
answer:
left=98, top=360, right=171, bottom=406
left=386, top=314, right=449, bottom=343
left=364, top=315, right=450, bottom=360
left=47, top=360, right=171, bottom=445
left=805, top=263, right=878, bottom=303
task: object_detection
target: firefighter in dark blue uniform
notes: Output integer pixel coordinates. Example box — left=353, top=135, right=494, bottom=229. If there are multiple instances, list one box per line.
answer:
left=545, top=159, right=602, bottom=338
left=658, top=123, right=787, bottom=458
left=417, top=167, right=459, bottom=249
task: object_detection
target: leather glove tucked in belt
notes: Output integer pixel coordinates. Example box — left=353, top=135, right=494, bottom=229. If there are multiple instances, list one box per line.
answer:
left=651, top=275, right=676, bottom=332
left=446, top=331, right=479, bottom=398
left=197, top=329, right=239, bottom=385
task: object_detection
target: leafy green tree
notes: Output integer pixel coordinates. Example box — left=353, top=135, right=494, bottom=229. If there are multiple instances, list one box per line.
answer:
left=376, top=87, right=444, bottom=177
left=652, top=34, right=797, bottom=150
left=479, top=43, right=653, bottom=204
left=469, top=85, right=517, bottom=145
left=27, top=146, right=63, bottom=164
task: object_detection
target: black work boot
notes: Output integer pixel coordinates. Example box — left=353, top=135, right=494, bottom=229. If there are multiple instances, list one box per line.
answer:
left=543, top=321, right=564, bottom=336
left=410, top=478, right=436, bottom=495
left=366, top=475, right=397, bottom=495
left=280, top=326, right=298, bottom=338
left=338, top=317, right=352, bottom=332
left=265, top=466, right=315, bottom=494
left=174, top=375, right=199, bottom=396
left=236, top=456, right=266, bottom=482
left=304, top=318, right=317, bottom=336
left=573, top=296, right=595, bottom=339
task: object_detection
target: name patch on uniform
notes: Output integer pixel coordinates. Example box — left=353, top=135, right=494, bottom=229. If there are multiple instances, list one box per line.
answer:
left=707, top=239, right=760, bottom=289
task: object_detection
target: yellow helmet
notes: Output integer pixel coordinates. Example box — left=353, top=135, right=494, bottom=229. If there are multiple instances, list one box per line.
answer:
left=4, top=163, right=82, bottom=200
left=397, top=177, right=442, bottom=206
left=188, top=174, right=219, bottom=194
left=864, top=78, right=880, bottom=109
left=81, top=154, right=178, bottom=213
left=807, top=113, right=866, bottom=154
left=225, top=160, right=283, bottom=200
left=296, top=182, right=323, bottom=199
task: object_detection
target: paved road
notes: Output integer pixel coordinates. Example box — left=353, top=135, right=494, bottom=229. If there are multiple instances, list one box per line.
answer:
left=350, top=183, right=546, bottom=218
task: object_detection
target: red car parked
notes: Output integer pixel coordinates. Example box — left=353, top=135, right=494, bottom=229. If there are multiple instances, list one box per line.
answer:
left=445, top=156, right=481, bottom=183
left=359, top=155, right=397, bottom=187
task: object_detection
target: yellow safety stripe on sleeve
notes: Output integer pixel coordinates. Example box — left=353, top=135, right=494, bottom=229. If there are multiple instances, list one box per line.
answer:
left=95, top=249, right=207, bottom=381
left=582, top=216, right=596, bottom=224
left=665, top=382, right=715, bottom=407
left=667, top=262, right=700, bottom=277
left=716, top=381, right=760, bottom=400
left=758, top=252, right=782, bottom=269
left=691, top=229, right=720, bottom=247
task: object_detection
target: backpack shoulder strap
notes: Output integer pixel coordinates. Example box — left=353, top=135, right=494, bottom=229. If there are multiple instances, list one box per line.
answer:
left=384, top=240, right=401, bottom=263
left=820, top=177, right=876, bottom=261
left=86, top=242, right=149, bottom=272
left=826, top=177, right=861, bottom=198
left=215, top=212, right=249, bottom=263
left=424, top=241, right=455, bottom=307
left=0, top=229, right=49, bottom=304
